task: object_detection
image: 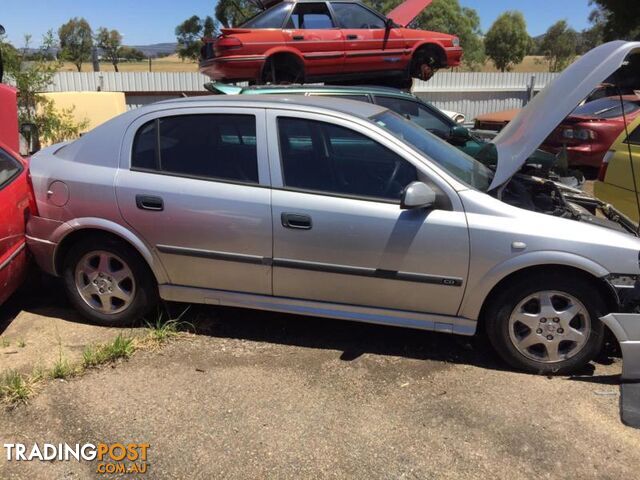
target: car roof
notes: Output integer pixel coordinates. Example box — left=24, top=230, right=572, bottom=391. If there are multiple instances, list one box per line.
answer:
left=152, top=94, right=387, bottom=119
left=243, top=84, right=415, bottom=97
left=206, top=82, right=419, bottom=99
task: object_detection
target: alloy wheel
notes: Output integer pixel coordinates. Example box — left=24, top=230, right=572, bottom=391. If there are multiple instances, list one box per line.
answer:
left=74, top=250, right=136, bottom=315
left=508, top=290, right=590, bottom=363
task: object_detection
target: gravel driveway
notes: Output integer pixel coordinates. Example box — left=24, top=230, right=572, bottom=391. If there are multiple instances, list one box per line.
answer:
left=0, top=277, right=639, bottom=479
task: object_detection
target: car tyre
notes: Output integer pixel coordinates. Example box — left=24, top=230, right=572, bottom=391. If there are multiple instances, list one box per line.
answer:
left=62, top=236, right=158, bottom=327
left=260, top=55, right=304, bottom=85
left=484, top=273, right=606, bottom=374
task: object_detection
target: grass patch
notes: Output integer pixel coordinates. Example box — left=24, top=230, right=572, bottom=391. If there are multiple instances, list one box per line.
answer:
left=83, top=334, right=134, bottom=368
left=0, top=371, right=33, bottom=405
left=50, top=354, right=73, bottom=380
left=144, top=306, right=193, bottom=348
left=17, top=339, right=26, bottom=348
left=0, top=338, right=10, bottom=348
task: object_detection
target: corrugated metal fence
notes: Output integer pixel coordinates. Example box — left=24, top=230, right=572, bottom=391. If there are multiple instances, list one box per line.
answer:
left=48, top=71, right=560, bottom=120
left=413, top=72, right=559, bottom=120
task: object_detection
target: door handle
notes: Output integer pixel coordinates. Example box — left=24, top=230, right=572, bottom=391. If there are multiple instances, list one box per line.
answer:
left=136, top=194, right=164, bottom=211
left=292, top=35, right=304, bottom=41
left=346, top=34, right=358, bottom=40
left=281, top=212, right=312, bottom=230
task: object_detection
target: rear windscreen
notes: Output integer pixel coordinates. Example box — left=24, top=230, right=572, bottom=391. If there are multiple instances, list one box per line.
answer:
left=572, top=98, right=640, bottom=119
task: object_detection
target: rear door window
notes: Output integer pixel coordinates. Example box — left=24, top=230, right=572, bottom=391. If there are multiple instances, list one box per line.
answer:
left=331, top=2, right=385, bottom=29
left=132, top=114, right=259, bottom=184
left=0, top=148, right=22, bottom=190
left=286, top=3, right=335, bottom=29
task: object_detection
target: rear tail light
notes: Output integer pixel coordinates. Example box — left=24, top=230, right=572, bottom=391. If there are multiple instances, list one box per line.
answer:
left=562, top=128, right=596, bottom=141
left=598, top=150, right=614, bottom=181
left=216, top=36, right=243, bottom=50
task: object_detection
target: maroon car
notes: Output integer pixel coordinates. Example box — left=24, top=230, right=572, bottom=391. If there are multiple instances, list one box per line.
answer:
left=541, top=95, right=640, bottom=172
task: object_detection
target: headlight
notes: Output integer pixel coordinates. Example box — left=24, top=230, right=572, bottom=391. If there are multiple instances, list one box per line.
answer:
left=452, top=37, right=460, bottom=47
left=607, top=274, right=640, bottom=289
left=455, top=114, right=465, bottom=124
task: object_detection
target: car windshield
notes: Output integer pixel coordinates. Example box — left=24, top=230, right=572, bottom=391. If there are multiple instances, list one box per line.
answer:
left=241, top=3, right=293, bottom=28
left=572, top=97, right=640, bottom=119
left=371, top=111, right=493, bottom=192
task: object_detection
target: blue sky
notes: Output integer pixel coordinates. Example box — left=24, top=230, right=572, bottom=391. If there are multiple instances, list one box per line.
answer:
left=1, top=0, right=594, bottom=47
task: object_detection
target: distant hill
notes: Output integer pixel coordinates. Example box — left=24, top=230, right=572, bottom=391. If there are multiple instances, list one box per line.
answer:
left=129, top=43, right=177, bottom=58
left=21, top=42, right=177, bottom=58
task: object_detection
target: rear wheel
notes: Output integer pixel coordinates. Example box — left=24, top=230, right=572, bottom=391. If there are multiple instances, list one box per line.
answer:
left=62, top=236, right=158, bottom=326
left=485, top=273, right=606, bottom=374
left=260, top=55, right=304, bottom=85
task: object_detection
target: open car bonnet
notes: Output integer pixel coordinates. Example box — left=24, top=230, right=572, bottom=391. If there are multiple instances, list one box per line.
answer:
left=489, top=40, right=640, bottom=191
left=386, top=0, right=433, bottom=27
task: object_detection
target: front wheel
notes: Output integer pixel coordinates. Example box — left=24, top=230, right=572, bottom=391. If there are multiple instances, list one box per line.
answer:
left=62, top=236, right=158, bottom=326
left=485, top=274, right=606, bottom=374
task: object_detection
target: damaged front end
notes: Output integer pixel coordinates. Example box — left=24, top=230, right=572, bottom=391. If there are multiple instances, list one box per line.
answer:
left=499, top=173, right=640, bottom=237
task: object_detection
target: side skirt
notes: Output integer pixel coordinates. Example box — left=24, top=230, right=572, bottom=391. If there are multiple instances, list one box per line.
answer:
left=160, top=284, right=477, bottom=336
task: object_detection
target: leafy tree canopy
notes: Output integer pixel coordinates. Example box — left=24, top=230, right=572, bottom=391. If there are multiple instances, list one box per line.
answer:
left=484, top=11, right=530, bottom=72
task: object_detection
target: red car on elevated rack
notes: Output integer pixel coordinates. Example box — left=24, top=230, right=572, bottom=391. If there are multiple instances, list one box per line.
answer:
left=200, top=0, right=462, bottom=87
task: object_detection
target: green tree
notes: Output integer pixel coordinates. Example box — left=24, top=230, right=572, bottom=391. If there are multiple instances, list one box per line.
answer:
left=119, top=46, right=146, bottom=61
left=540, top=20, right=578, bottom=72
left=484, top=11, right=530, bottom=72
left=96, top=27, right=123, bottom=72
left=175, top=16, right=204, bottom=61
left=58, top=17, right=93, bottom=72
left=203, top=16, right=216, bottom=38
left=214, top=0, right=260, bottom=28
left=1, top=32, right=87, bottom=143
left=590, top=0, right=640, bottom=41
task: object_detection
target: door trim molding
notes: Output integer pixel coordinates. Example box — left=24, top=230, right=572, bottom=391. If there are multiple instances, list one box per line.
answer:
left=156, top=244, right=462, bottom=287
left=156, top=244, right=272, bottom=266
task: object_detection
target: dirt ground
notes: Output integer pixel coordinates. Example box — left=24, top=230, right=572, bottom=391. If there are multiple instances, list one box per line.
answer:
left=0, top=274, right=638, bottom=479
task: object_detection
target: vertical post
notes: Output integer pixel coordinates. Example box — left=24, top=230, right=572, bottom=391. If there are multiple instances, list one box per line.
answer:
left=148, top=57, right=152, bottom=72
left=525, top=74, right=536, bottom=105
left=92, top=46, right=100, bottom=72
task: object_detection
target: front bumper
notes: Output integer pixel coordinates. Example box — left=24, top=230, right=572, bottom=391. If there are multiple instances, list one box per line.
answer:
left=601, top=314, right=640, bottom=380
left=444, top=46, right=463, bottom=67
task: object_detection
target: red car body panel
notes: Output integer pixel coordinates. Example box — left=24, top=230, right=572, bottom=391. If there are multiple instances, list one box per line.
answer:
left=200, top=0, right=461, bottom=83
left=0, top=142, right=33, bottom=306
left=387, top=0, right=433, bottom=27
left=0, top=85, right=20, bottom=153
left=542, top=97, right=640, bottom=169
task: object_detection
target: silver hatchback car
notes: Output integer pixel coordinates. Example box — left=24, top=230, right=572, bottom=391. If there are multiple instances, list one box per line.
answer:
left=27, top=42, right=640, bottom=375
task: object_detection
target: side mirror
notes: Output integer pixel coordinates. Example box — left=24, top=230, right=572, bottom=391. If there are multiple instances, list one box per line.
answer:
left=20, top=123, right=41, bottom=155
left=450, top=125, right=471, bottom=141
left=400, top=181, right=436, bottom=210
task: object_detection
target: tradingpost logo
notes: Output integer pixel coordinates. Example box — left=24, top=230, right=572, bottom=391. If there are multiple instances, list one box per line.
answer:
left=4, top=443, right=150, bottom=475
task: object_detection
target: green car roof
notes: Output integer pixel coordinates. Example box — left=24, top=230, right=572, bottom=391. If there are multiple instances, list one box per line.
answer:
left=205, top=82, right=418, bottom=99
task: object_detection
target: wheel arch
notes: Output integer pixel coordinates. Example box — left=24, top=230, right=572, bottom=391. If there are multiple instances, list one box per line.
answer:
left=410, top=42, right=447, bottom=70
left=53, top=220, right=168, bottom=285
left=460, top=251, right=618, bottom=322
left=260, top=48, right=305, bottom=81
left=474, top=264, right=618, bottom=331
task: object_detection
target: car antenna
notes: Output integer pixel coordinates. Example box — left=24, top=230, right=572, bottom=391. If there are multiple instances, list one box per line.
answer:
left=615, top=65, right=640, bottom=234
